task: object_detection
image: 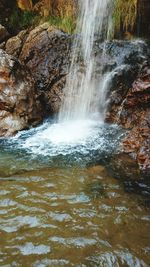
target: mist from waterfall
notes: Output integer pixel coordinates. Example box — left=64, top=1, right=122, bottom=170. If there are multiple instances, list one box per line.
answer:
left=59, top=0, right=112, bottom=121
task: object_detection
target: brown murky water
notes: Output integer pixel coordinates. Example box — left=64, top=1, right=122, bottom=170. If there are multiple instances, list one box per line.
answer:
left=0, top=165, right=150, bottom=266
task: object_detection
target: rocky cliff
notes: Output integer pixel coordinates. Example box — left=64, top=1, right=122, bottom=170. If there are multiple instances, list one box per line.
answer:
left=0, top=23, right=72, bottom=135
left=0, top=22, right=149, bottom=176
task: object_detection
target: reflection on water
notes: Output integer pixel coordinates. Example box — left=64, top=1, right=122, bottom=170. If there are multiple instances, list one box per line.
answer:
left=0, top=120, right=149, bottom=266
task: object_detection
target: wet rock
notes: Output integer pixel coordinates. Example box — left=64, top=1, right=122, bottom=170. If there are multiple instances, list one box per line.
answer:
left=139, top=0, right=150, bottom=37
left=109, top=153, right=141, bottom=181
left=0, top=41, right=5, bottom=50
left=3, top=23, right=72, bottom=115
left=0, top=49, right=43, bottom=137
left=5, top=30, right=28, bottom=58
left=19, top=23, right=72, bottom=115
left=46, top=76, right=66, bottom=113
left=108, top=153, right=150, bottom=196
left=0, top=24, right=9, bottom=43
left=122, top=110, right=150, bottom=172
left=104, top=41, right=150, bottom=173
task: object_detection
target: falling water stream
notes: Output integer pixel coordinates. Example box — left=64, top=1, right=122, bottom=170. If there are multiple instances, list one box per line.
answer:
left=0, top=0, right=150, bottom=266
left=59, top=0, right=111, bottom=121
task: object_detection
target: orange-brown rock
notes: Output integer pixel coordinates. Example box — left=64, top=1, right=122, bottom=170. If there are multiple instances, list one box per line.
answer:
left=4, top=23, right=72, bottom=116
left=107, top=66, right=150, bottom=172
left=19, top=23, right=72, bottom=115
left=0, top=49, right=43, bottom=136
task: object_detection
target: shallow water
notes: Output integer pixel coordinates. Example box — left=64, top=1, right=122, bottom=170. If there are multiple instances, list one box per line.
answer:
left=0, top=120, right=150, bottom=266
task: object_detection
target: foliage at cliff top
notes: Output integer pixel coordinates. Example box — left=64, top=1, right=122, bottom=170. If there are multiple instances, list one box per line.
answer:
left=14, top=0, right=138, bottom=36
left=14, top=0, right=77, bottom=33
left=18, top=0, right=77, bottom=17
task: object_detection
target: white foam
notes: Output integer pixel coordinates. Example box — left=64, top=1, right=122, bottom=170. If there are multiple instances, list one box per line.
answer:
left=21, top=119, right=104, bottom=156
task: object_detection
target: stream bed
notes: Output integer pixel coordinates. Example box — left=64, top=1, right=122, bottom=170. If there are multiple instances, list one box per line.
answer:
left=0, top=120, right=150, bottom=266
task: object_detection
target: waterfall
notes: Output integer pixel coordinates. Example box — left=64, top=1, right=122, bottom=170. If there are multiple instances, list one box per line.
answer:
left=15, top=0, right=116, bottom=155
left=59, top=0, right=112, bottom=122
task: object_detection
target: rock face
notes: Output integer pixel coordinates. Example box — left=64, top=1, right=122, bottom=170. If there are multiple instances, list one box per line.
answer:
left=138, top=0, right=150, bottom=37
left=103, top=41, right=150, bottom=174
left=0, top=49, right=43, bottom=136
left=5, top=23, right=72, bottom=115
left=19, top=23, right=72, bottom=115
left=0, top=24, right=9, bottom=43
left=121, top=69, right=150, bottom=172
left=5, top=30, right=28, bottom=58
left=0, top=23, right=72, bottom=136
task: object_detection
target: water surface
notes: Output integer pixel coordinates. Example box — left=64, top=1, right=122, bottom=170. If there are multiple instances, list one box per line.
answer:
left=0, top=120, right=149, bottom=266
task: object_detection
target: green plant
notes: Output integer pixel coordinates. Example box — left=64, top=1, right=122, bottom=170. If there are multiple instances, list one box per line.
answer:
left=41, top=15, right=76, bottom=34
left=60, top=16, right=76, bottom=34
left=113, top=0, right=138, bottom=35
left=9, top=8, right=39, bottom=29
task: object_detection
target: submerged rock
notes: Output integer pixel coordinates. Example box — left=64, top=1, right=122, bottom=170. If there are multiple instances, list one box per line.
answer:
left=0, top=49, right=43, bottom=136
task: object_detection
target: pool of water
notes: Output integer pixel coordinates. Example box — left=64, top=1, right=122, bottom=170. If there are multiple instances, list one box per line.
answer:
left=0, top=120, right=149, bottom=266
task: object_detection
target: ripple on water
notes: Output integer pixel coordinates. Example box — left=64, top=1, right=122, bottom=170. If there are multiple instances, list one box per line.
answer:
left=47, top=212, right=72, bottom=222
left=18, top=242, right=51, bottom=255
left=33, top=259, right=70, bottom=267
left=49, top=237, right=97, bottom=248
left=87, top=250, right=148, bottom=267
left=0, top=215, right=40, bottom=233
left=0, top=120, right=149, bottom=266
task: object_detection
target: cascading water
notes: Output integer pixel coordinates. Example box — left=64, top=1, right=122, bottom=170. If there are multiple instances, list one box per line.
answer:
left=59, top=0, right=112, bottom=121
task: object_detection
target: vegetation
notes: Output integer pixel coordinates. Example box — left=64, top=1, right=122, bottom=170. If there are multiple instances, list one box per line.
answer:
left=42, top=15, right=75, bottom=34
left=113, top=0, right=138, bottom=36
left=10, top=0, right=77, bottom=33
left=9, top=8, right=39, bottom=30
left=8, top=0, right=140, bottom=36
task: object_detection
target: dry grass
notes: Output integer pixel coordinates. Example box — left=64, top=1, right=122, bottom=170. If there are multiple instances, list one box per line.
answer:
left=113, top=0, right=138, bottom=34
left=16, top=0, right=138, bottom=36
left=52, top=0, right=77, bottom=17
left=16, top=0, right=77, bottom=33
left=17, top=0, right=77, bottom=17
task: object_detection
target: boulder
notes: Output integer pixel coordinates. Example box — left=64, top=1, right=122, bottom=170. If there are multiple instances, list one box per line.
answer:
left=0, top=49, right=43, bottom=136
left=5, top=30, right=28, bottom=58
left=19, top=23, right=72, bottom=115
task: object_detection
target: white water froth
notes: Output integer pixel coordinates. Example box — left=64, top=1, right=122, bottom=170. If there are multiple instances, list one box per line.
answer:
left=20, top=119, right=105, bottom=156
